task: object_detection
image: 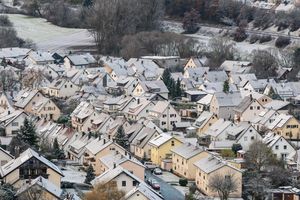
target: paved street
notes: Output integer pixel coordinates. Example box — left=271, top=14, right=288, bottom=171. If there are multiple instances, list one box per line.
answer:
left=145, top=170, right=185, bottom=200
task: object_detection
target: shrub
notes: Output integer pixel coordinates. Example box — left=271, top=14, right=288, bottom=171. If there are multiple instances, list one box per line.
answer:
left=249, top=34, right=260, bottom=44
left=179, top=178, right=188, bottom=186
left=233, top=27, right=248, bottom=42
left=275, top=36, right=291, bottom=48
left=259, top=35, right=272, bottom=43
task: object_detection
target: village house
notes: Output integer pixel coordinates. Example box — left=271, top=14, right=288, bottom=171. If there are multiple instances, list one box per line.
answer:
left=123, top=98, right=155, bottom=121
left=220, top=60, right=252, bottom=75
left=148, top=101, right=181, bottom=131
left=194, top=155, right=242, bottom=198
left=83, top=138, right=127, bottom=175
left=24, top=51, right=55, bottom=65
left=149, top=133, right=183, bottom=166
left=0, top=147, right=14, bottom=166
left=14, top=90, right=61, bottom=120
left=251, top=109, right=280, bottom=132
left=0, top=110, right=28, bottom=136
left=263, top=132, right=297, bottom=161
left=171, top=143, right=209, bottom=180
left=204, top=119, right=233, bottom=141
left=47, top=78, right=80, bottom=98
left=91, top=166, right=142, bottom=194
left=71, top=101, right=94, bottom=132
left=210, top=91, right=243, bottom=120
left=103, top=96, right=134, bottom=114
left=0, top=92, right=15, bottom=117
left=90, top=112, right=114, bottom=134
left=0, top=148, right=64, bottom=189
left=196, top=94, right=213, bottom=113
left=15, top=176, right=64, bottom=200
left=124, top=182, right=164, bottom=200
left=183, top=57, right=205, bottom=71
left=234, top=95, right=264, bottom=122
left=266, top=113, right=300, bottom=140
left=98, top=152, right=145, bottom=180
left=64, top=53, right=97, bottom=69
left=193, top=111, right=218, bottom=136
left=132, top=80, right=169, bottom=100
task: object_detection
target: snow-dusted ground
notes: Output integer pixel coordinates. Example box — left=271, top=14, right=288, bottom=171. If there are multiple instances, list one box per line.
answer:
left=3, top=14, right=94, bottom=52
left=162, top=20, right=273, bottom=58
left=61, top=165, right=86, bottom=184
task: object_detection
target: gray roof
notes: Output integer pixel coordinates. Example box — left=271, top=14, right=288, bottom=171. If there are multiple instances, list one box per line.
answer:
left=14, top=89, right=39, bottom=108
left=67, top=53, right=96, bottom=66
left=171, top=143, right=205, bottom=159
left=1, top=148, right=63, bottom=177
left=215, top=91, right=242, bottom=107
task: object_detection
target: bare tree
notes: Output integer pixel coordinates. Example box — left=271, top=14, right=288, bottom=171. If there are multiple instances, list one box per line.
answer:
left=209, top=173, right=238, bottom=200
left=0, top=68, right=19, bottom=91
left=88, top=0, right=164, bottom=54
left=206, top=37, right=236, bottom=69
left=84, top=181, right=125, bottom=200
left=21, top=68, right=46, bottom=89
left=251, top=50, right=279, bottom=79
left=245, top=140, right=276, bottom=173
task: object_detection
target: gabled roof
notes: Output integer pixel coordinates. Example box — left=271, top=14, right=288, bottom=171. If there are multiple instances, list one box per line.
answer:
left=138, top=80, right=169, bottom=94
left=0, top=110, right=27, bottom=127
left=214, top=91, right=242, bottom=107
left=26, top=51, right=55, bottom=62
left=194, top=154, right=240, bottom=174
left=99, top=152, right=144, bottom=169
left=124, top=182, right=164, bottom=200
left=71, top=101, right=94, bottom=119
left=66, top=53, right=96, bottom=66
left=0, top=148, right=63, bottom=177
left=16, top=176, right=63, bottom=199
left=91, top=166, right=141, bottom=186
left=267, top=113, right=294, bottom=130
left=193, top=111, right=215, bottom=129
left=171, top=143, right=205, bottom=159
left=149, top=133, right=182, bottom=148
left=264, top=100, right=290, bottom=111
left=205, top=119, right=232, bottom=138
left=85, top=138, right=114, bottom=155
left=14, top=89, right=40, bottom=108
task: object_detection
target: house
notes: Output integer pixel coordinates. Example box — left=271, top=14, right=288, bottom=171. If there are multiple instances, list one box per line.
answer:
left=0, top=148, right=64, bottom=188
left=268, top=186, right=300, bottom=200
left=148, top=101, right=181, bottom=130
left=266, top=114, right=300, bottom=140
left=14, top=90, right=61, bottom=120
left=234, top=95, right=264, bottom=122
left=193, top=111, right=218, bottom=136
left=103, top=96, right=133, bottom=114
left=183, top=67, right=209, bottom=80
left=24, top=51, right=55, bottom=65
left=264, top=100, right=291, bottom=114
left=204, top=71, right=228, bottom=83
left=227, top=122, right=262, bottom=151
left=124, top=182, right=164, bottom=200
left=230, top=73, right=257, bottom=88
left=184, top=57, right=205, bottom=70
left=83, top=138, right=127, bottom=175
left=123, top=98, right=155, bottom=121
left=171, top=143, right=209, bottom=180
left=220, top=60, right=252, bottom=74
left=0, top=92, right=15, bottom=117
left=0, top=48, right=31, bottom=60
left=91, top=166, right=142, bottom=194
left=67, top=133, right=93, bottom=164
left=0, top=110, right=28, bottom=136
left=196, top=94, right=213, bottom=113
left=90, top=112, right=114, bottom=134
left=141, top=56, right=180, bottom=69
left=263, top=132, right=296, bottom=161
left=48, top=78, right=80, bottom=98
left=98, top=152, right=145, bottom=181
left=133, top=80, right=169, bottom=99
left=0, top=147, right=14, bottom=166
left=15, top=176, right=63, bottom=200
left=194, top=155, right=242, bottom=198
left=243, top=79, right=270, bottom=93
left=204, top=119, right=234, bottom=141
left=149, top=133, right=183, bottom=166
left=41, top=64, right=65, bottom=80
left=64, top=53, right=97, bottom=69
left=132, top=126, right=161, bottom=160
left=71, top=101, right=94, bottom=132
left=210, top=91, right=242, bottom=120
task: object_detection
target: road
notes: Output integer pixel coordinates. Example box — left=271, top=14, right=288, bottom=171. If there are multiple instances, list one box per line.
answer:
left=145, top=170, right=184, bottom=200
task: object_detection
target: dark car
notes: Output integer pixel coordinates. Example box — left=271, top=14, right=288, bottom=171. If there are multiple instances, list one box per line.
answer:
left=150, top=179, right=160, bottom=190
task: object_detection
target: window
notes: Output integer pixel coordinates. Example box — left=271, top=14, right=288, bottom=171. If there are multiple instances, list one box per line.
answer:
left=251, top=136, right=255, bottom=140
left=70, top=85, right=73, bottom=88
left=12, top=122, right=19, bottom=127
left=133, top=181, right=137, bottom=186
left=284, top=145, right=287, bottom=150
left=275, top=145, right=279, bottom=150
left=257, top=106, right=260, bottom=110
left=65, top=85, right=67, bottom=88
left=122, top=181, right=126, bottom=187
left=250, top=106, right=253, bottom=110
left=171, top=141, right=175, bottom=146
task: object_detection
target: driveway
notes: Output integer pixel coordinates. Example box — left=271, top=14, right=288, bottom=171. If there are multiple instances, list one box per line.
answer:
left=145, top=170, right=185, bottom=200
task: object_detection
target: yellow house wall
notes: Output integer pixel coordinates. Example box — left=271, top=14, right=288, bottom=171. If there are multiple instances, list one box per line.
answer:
left=275, top=117, right=300, bottom=140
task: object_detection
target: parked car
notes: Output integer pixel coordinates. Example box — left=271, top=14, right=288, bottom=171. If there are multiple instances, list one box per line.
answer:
left=153, top=168, right=163, bottom=175
left=146, top=178, right=154, bottom=185
left=144, top=162, right=156, bottom=169
left=150, top=179, right=160, bottom=190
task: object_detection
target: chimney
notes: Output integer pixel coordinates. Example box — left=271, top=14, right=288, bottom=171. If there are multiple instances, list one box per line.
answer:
left=113, top=162, right=116, bottom=168
left=125, top=151, right=127, bottom=156
left=103, top=139, right=106, bottom=144
left=250, top=94, right=253, bottom=101
left=137, top=98, right=140, bottom=104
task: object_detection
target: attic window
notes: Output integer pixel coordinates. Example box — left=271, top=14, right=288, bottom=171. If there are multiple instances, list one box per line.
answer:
left=171, top=141, right=175, bottom=146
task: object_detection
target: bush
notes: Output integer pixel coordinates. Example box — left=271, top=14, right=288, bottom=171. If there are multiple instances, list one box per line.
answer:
left=179, top=178, right=188, bottom=186
left=249, top=34, right=260, bottom=44
left=275, top=36, right=291, bottom=48
left=233, top=27, right=247, bottom=42
left=259, top=35, right=272, bottom=43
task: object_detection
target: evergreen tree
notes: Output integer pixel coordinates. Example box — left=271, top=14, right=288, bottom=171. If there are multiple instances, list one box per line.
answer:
left=85, top=164, right=96, bottom=184
left=83, top=0, right=93, bottom=8
left=17, top=118, right=39, bottom=149
left=162, top=68, right=172, bottom=89
left=53, top=138, right=65, bottom=159
left=182, top=8, right=200, bottom=33
left=175, top=78, right=182, bottom=98
left=223, top=80, right=230, bottom=93
left=115, top=126, right=128, bottom=149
